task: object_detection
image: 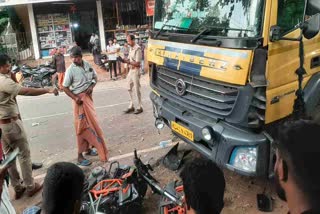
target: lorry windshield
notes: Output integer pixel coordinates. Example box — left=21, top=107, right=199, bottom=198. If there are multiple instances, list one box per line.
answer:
left=154, top=0, right=265, bottom=38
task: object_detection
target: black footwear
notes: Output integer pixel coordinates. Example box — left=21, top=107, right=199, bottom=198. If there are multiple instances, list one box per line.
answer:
left=32, top=162, right=43, bottom=170
left=134, top=108, right=143, bottom=114
left=14, top=187, right=26, bottom=200
left=124, top=107, right=135, bottom=114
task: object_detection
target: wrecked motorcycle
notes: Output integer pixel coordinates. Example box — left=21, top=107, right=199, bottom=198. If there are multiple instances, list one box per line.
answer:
left=81, top=150, right=185, bottom=214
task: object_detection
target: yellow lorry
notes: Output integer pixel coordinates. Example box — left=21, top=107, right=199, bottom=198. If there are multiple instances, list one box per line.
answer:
left=148, top=0, right=320, bottom=176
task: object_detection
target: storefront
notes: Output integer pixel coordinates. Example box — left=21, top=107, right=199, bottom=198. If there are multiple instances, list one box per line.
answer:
left=102, top=0, right=151, bottom=46
left=0, top=0, right=153, bottom=59
left=33, top=0, right=99, bottom=56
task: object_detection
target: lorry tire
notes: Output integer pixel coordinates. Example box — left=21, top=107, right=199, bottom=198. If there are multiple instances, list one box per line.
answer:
left=310, top=102, right=320, bottom=124
left=304, top=72, right=320, bottom=124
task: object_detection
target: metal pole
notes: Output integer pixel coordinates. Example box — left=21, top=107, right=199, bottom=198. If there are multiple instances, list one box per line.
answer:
left=116, top=0, right=120, bottom=26
left=96, top=0, right=106, bottom=51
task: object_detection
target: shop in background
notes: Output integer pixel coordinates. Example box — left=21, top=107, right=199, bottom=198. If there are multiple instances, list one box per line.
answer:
left=37, top=13, right=72, bottom=57
left=34, top=0, right=98, bottom=57
left=103, top=0, right=151, bottom=46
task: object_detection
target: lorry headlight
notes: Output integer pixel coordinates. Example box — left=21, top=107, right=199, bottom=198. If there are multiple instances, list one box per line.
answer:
left=155, top=118, right=165, bottom=130
left=201, top=127, right=212, bottom=141
left=229, top=146, right=257, bottom=173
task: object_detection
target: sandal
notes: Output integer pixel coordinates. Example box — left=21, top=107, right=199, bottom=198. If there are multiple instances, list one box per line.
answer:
left=77, top=159, right=92, bottom=166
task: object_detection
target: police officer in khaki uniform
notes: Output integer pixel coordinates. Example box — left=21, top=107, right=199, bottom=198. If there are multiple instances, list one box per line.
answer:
left=0, top=54, right=58, bottom=199
left=123, top=34, right=143, bottom=114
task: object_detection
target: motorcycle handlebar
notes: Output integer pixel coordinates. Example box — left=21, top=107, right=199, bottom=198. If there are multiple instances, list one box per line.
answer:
left=141, top=173, right=183, bottom=206
left=133, top=149, right=183, bottom=207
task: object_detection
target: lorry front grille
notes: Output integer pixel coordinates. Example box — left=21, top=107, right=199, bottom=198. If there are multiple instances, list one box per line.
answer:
left=153, top=67, right=239, bottom=116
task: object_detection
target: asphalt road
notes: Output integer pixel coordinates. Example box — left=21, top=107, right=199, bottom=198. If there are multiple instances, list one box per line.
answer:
left=13, top=72, right=287, bottom=214
left=17, top=76, right=172, bottom=176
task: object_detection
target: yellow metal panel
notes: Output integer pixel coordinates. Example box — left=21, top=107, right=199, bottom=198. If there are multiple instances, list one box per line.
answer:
left=266, top=1, right=320, bottom=123
left=267, top=30, right=320, bottom=90
left=147, top=39, right=165, bottom=66
left=262, top=0, right=273, bottom=46
left=147, top=39, right=253, bottom=85
left=201, top=50, right=253, bottom=85
left=269, top=0, right=278, bottom=28
left=265, top=76, right=311, bottom=123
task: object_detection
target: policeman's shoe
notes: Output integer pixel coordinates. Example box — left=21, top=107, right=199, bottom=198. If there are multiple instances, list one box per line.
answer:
left=134, top=108, right=143, bottom=114
left=32, top=162, right=43, bottom=170
left=124, top=107, right=135, bottom=114
left=14, top=187, right=26, bottom=200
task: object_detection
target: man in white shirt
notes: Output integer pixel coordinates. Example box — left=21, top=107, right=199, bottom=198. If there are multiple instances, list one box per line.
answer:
left=88, top=33, right=95, bottom=53
left=107, top=39, right=118, bottom=80
left=94, top=33, right=99, bottom=41
left=89, top=33, right=95, bottom=44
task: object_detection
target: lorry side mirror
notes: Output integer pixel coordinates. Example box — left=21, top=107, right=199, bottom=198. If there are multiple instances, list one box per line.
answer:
left=269, top=26, right=281, bottom=42
left=305, top=0, right=320, bottom=18
left=303, top=13, right=320, bottom=39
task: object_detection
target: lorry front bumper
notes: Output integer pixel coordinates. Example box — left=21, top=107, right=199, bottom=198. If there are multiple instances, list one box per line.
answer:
left=151, top=92, right=272, bottom=177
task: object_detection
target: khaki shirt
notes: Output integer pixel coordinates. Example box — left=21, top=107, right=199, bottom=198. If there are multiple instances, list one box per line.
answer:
left=0, top=73, right=21, bottom=119
left=63, top=60, right=97, bottom=95
left=129, top=44, right=142, bottom=70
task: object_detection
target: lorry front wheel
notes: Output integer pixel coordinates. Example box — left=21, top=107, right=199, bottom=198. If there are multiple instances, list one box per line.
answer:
left=310, top=102, right=320, bottom=124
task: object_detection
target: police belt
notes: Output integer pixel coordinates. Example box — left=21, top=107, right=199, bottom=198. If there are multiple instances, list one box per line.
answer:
left=0, top=116, right=19, bottom=124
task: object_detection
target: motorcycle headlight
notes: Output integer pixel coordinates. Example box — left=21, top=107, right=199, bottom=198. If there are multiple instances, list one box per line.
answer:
left=229, top=146, right=257, bottom=173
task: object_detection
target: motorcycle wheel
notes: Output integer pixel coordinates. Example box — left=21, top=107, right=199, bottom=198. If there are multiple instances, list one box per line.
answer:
left=134, top=177, right=148, bottom=198
left=54, top=75, right=58, bottom=88
left=41, top=77, right=51, bottom=87
left=22, top=77, right=33, bottom=88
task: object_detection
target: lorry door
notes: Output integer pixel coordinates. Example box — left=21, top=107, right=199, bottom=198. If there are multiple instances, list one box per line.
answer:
left=265, top=0, right=320, bottom=124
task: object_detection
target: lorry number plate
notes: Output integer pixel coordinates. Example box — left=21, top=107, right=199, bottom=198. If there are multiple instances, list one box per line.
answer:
left=171, top=121, right=194, bottom=141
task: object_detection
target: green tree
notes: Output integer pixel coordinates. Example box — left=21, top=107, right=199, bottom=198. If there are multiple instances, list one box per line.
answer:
left=0, top=9, right=9, bottom=34
left=7, top=7, right=25, bottom=32
left=0, top=9, right=9, bottom=53
left=278, top=0, right=305, bottom=33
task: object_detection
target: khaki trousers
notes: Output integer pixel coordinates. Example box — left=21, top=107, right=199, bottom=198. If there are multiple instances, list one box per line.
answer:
left=0, top=120, right=34, bottom=192
left=127, top=69, right=142, bottom=109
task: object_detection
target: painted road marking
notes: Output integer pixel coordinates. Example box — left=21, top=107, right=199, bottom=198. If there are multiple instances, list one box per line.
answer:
left=23, top=98, right=150, bottom=121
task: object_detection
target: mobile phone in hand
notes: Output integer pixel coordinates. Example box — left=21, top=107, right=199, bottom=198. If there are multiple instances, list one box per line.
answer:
left=0, top=148, right=19, bottom=170
left=117, top=56, right=125, bottom=63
